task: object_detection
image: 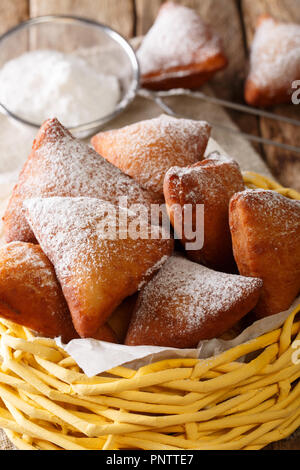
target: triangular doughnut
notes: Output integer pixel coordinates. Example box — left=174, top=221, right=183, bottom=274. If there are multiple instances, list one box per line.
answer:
left=91, top=114, right=211, bottom=199
left=125, top=255, right=262, bottom=348
left=137, top=1, right=228, bottom=90
left=229, top=189, right=300, bottom=318
left=0, top=242, right=117, bottom=343
left=164, top=152, right=245, bottom=272
left=24, top=197, right=174, bottom=338
left=3, top=118, right=153, bottom=244
left=245, top=15, right=300, bottom=107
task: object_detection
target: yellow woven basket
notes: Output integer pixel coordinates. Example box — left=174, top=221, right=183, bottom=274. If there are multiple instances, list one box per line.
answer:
left=0, top=172, right=299, bottom=451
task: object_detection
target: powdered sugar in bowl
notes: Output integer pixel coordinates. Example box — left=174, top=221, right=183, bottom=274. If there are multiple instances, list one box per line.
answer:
left=0, top=16, right=139, bottom=138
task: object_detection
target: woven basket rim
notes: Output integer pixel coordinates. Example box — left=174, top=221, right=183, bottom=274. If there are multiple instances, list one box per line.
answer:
left=0, top=172, right=299, bottom=451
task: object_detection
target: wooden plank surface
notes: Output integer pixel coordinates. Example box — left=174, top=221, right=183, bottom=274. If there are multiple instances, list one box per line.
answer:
left=135, top=0, right=262, bottom=154
left=30, top=0, right=135, bottom=38
left=242, top=0, right=300, bottom=191
left=0, top=0, right=29, bottom=35
left=136, top=0, right=247, bottom=103
left=0, top=0, right=30, bottom=63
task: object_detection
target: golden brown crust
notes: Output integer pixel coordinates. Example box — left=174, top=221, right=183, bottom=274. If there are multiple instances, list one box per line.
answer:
left=137, top=2, right=228, bottom=91
left=163, top=153, right=245, bottom=272
left=141, top=53, right=228, bottom=91
left=3, top=118, right=154, bottom=244
left=0, top=242, right=77, bottom=342
left=91, top=114, right=211, bottom=198
left=229, top=189, right=300, bottom=318
left=24, top=197, right=174, bottom=338
left=125, top=255, right=262, bottom=348
left=0, top=242, right=118, bottom=343
left=244, top=15, right=300, bottom=107
left=244, top=77, right=293, bottom=108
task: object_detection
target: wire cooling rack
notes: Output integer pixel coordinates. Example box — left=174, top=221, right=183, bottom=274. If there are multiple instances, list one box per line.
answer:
left=139, top=88, right=300, bottom=154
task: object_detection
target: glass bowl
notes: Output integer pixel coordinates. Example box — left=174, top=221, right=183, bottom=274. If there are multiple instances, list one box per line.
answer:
left=0, top=16, right=140, bottom=138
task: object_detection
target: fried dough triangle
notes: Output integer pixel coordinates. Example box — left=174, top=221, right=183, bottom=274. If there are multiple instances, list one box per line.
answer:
left=164, top=152, right=245, bottom=272
left=229, top=189, right=300, bottom=317
left=245, top=15, right=300, bottom=107
left=125, top=255, right=262, bottom=348
left=137, top=1, right=228, bottom=90
left=3, top=118, right=153, bottom=244
left=91, top=114, right=211, bottom=199
left=0, top=242, right=117, bottom=343
left=24, top=197, right=174, bottom=338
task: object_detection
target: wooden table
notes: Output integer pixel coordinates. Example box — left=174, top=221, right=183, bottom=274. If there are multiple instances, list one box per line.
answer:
left=1, top=0, right=299, bottom=191
left=0, top=0, right=299, bottom=450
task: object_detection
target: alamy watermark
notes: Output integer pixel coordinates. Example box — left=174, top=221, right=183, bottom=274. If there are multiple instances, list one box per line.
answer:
left=95, top=197, right=205, bottom=251
left=291, top=80, right=300, bottom=104
left=292, top=340, right=300, bottom=365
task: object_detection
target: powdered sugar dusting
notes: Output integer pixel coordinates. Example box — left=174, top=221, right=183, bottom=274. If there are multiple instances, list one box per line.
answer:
left=205, top=151, right=235, bottom=164
left=0, top=241, right=79, bottom=340
left=1, top=242, right=58, bottom=290
left=24, top=197, right=121, bottom=281
left=33, top=121, right=151, bottom=204
left=24, top=196, right=173, bottom=300
left=131, top=255, right=263, bottom=337
left=137, top=254, right=170, bottom=290
left=233, top=189, right=300, bottom=234
left=165, top=152, right=244, bottom=205
left=5, top=241, right=46, bottom=268
left=4, top=118, right=153, bottom=242
left=92, top=114, right=211, bottom=195
left=249, top=17, right=300, bottom=91
left=137, top=2, right=223, bottom=76
left=23, top=196, right=174, bottom=336
left=0, top=242, right=68, bottom=323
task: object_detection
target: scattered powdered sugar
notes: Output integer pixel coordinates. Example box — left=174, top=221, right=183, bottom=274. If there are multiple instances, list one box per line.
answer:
left=249, top=17, right=300, bottom=90
left=137, top=2, right=223, bottom=76
left=137, top=254, right=170, bottom=290
left=33, top=122, right=150, bottom=203
left=23, top=196, right=173, bottom=286
left=233, top=189, right=300, bottom=234
left=165, top=152, right=244, bottom=204
left=0, top=242, right=58, bottom=292
left=92, top=114, right=211, bottom=195
left=5, top=118, right=153, bottom=242
left=23, top=196, right=173, bottom=337
left=132, top=255, right=262, bottom=335
left=205, top=151, right=234, bottom=164
left=0, top=50, right=120, bottom=127
left=0, top=241, right=79, bottom=340
left=168, top=152, right=236, bottom=179
left=5, top=242, right=46, bottom=269
left=24, top=197, right=120, bottom=281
